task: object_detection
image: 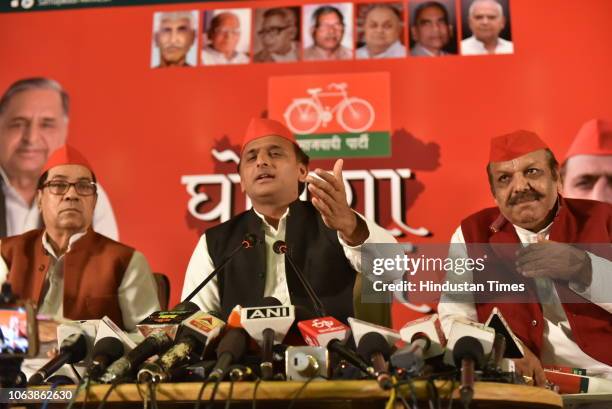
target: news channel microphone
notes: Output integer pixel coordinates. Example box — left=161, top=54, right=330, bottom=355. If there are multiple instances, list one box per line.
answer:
left=285, top=346, right=329, bottom=381
left=88, top=337, right=124, bottom=380
left=443, top=319, right=494, bottom=367
left=297, top=316, right=374, bottom=378
left=181, top=233, right=261, bottom=305
left=28, top=332, right=88, bottom=386
left=99, top=309, right=200, bottom=383
left=240, top=298, right=295, bottom=380
left=272, top=240, right=326, bottom=317
left=137, top=312, right=225, bottom=383
left=208, top=328, right=249, bottom=381
left=453, top=336, right=486, bottom=409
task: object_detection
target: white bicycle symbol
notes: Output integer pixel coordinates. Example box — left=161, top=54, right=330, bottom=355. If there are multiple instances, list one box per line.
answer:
left=283, top=82, right=375, bottom=135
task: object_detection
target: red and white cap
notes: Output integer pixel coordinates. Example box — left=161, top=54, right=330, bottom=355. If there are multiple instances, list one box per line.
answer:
left=241, top=118, right=297, bottom=154
left=564, top=119, right=612, bottom=161
left=489, top=130, right=550, bottom=163
left=41, top=145, right=93, bottom=175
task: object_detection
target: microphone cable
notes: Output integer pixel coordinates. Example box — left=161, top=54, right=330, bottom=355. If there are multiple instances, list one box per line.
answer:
left=252, top=378, right=262, bottom=409
left=193, top=380, right=211, bottom=409
left=205, top=378, right=222, bottom=409
left=287, top=376, right=316, bottom=409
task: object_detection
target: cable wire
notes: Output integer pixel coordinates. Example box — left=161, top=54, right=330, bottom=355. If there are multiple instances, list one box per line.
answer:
left=193, top=380, right=210, bottom=409
left=96, top=380, right=120, bottom=409
left=224, top=379, right=235, bottom=409
left=287, top=377, right=315, bottom=409
left=252, top=378, right=262, bottom=409
left=205, top=379, right=222, bottom=409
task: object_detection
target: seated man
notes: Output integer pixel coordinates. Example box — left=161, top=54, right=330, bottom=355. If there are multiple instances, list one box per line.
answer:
left=438, top=130, right=612, bottom=384
left=562, top=118, right=612, bottom=204
left=182, top=118, right=397, bottom=322
left=0, top=145, right=159, bottom=333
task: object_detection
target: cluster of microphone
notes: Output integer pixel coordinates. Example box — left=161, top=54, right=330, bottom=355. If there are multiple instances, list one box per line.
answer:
left=24, top=233, right=529, bottom=409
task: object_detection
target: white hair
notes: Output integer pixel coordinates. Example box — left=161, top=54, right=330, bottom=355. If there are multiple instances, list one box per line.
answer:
left=468, top=0, right=504, bottom=18
left=156, top=11, right=196, bottom=31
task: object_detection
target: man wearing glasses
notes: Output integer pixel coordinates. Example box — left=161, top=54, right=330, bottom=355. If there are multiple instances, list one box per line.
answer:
left=254, top=8, right=300, bottom=63
left=202, top=11, right=249, bottom=65
left=0, top=146, right=159, bottom=334
left=304, top=5, right=353, bottom=61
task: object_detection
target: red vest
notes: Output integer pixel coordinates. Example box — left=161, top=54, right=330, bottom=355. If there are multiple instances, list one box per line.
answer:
left=461, top=197, right=612, bottom=365
left=1, top=228, right=134, bottom=329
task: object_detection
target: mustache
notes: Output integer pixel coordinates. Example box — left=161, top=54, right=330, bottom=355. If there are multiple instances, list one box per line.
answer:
left=507, top=188, right=544, bottom=206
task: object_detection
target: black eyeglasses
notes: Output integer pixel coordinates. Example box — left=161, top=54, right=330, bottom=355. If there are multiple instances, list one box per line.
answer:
left=42, top=180, right=97, bottom=196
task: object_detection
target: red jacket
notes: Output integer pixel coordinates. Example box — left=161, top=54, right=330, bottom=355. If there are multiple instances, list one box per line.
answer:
left=2, top=228, right=134, bottom=329
left=461, top=197, right=612, bottom=365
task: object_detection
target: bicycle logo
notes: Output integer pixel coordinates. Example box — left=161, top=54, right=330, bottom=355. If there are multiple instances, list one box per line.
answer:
left=283, top=82, right=375, bottom=135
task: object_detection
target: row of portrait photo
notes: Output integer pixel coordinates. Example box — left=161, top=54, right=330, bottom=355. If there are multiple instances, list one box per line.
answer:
left=150, top=0, right=514, bottom=68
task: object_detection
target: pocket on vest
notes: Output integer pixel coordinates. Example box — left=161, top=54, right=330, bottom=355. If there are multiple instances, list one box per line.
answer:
left=85, top=295, right=121, bottom=320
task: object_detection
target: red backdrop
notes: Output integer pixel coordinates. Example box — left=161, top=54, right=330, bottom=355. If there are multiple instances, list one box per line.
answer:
left=1, top=0, right=612, bottom=327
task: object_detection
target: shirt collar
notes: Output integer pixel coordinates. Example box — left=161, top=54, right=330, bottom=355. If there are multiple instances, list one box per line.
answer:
left=252, top=206, right=290, bottom=235
left=42, top=230, right=88, bottom=259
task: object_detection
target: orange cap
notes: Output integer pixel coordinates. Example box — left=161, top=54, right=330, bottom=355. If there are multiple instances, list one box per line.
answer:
left=41, top=145, right=93, bottom=175
left=564, top=119, right=612, bottom=161
left=241, top=118, right=297, bottom=154
left=489, top=130, right=549, bottom=162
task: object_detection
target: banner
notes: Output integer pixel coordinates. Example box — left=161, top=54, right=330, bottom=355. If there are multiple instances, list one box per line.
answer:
left=1, top=0, right=612, bottom=327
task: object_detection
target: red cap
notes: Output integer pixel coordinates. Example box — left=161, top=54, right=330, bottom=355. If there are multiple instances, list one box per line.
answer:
left=41, top=145, right=93, bottom=175
left=489, top=130, right=549, bottom=162
left=241, top=118, right=297, bottom=154
left=564, top=119, right=612, bottom=161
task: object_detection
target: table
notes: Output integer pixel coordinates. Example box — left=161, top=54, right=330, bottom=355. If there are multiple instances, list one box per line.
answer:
left=62, top=380, right=563, bottom=409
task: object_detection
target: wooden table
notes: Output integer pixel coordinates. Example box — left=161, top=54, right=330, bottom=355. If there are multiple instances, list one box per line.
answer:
left=59, top=380, right=563, bottom=409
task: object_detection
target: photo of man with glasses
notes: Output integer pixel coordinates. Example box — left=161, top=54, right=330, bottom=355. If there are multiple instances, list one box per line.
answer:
left=254, top=7, right=300, bottom=63
left=201, top=10, right=250, bottom=65
left=303, top=4, right=353, bottom=61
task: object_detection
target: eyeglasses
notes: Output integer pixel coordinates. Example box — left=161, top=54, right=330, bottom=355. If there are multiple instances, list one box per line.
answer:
left=258, top=25, right=290, bottom=37
left=42, top=180, right=97, bottom=196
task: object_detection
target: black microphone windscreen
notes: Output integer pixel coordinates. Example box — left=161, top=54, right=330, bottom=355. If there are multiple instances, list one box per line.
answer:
left=217, top=328, right=248, bottom=361
left=261, top=297, right=282, bottom=307
left=453, top=336, right=485, bottom=369
left=357, top=332, right=391, bottom=361
left=243, top=233, right=259, bottom=248
left=172, top=301, right=201, bottom=312
left=61, top=333, right=88, bottom=364
left=93, top=337, right=124, bottom=362
left=272, top=240, right=286, bottom=255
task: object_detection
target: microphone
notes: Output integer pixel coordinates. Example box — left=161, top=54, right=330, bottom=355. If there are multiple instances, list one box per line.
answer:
left=88, top=337, right=124, bottom=379
left=240, top=298, right=295, bottom=380
left=208, top=328, right=249, bottom=381
left=28, top=332, right=88, bottom=386
left=443, top=319, right=494, bottom=367
left=453, top=336, right=485, bottom=409
left=137, top=312, right=225, bottom=383
left=272, top=240, right=326, bottom=317
left=297, top=316, right=374, bottom=378
left=390, top=332, right=431, bottom=376
left=399, top=313, right=446, bottom=359
left=181, top=233, right=260, bottom=305
left=99, top=331, right=174, bottom=383
left=285, top=346, right=329, bottom=381
left=356, top=332, right=393, bottom=388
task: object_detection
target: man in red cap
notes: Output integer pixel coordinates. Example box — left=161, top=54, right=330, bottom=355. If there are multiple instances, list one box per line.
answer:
left=562, top=119, right=612, bottom=204
left=438, top=130, right=612, bottom=384
left=0, top=145, right=159, bottom=337
left=182, top=118, right=397, bottom=323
